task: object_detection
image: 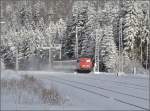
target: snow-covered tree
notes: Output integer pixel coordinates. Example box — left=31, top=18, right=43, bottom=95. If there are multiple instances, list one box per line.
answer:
left=62, top=1, right=89, bottom=59
left=1, top=0, right=149, bottom=71
left=45, top=21, right=57, bottom=46
left=72, top=1, right=96, bottom=58
left=122, top=0, right=139, bottom=59
left=76, top=7, right=88, bottom=57
left=99, top=25, right=118, bottom=72
left=33, top=0, right=46, bottom=25
left=56, top=18, right=66, bottom=43
left=62, top=15, right=76, bottom=59
left=79, top=2, right=97, bottom=58
left=135, top=1, right=150, bottom=68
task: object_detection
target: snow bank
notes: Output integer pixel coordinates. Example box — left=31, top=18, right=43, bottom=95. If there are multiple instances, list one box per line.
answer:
left=1, top=70, right=22, bottom=80
left=1, top=70, right=64, bottom=106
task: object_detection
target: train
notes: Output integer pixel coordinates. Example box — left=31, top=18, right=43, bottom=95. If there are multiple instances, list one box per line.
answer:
left=76, top=57, right=94, bottom=73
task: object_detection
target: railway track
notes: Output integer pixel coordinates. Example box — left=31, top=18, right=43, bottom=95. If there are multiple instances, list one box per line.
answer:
left=119, top=74, right=149, bottom=80
left=43, top=75, right=149, bottom=110
left=50, top=75, right=148, bottom=100
left=77, top=75, right=147, bottom=90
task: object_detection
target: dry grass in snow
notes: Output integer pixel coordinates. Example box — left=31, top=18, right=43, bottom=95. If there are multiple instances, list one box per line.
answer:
left=1, top=74, right=63, bottom=105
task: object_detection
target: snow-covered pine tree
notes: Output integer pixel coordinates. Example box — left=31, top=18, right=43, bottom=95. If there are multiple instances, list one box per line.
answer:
left=99, top=25, right=118, bottom=72
left=72, top=1, right=98, bottom=58
left=62, top=15, right=76, bottom=59
left=135, top=1, right=150, bottom=68
left=77, top=6, right=88, bottom=57
left=80, top=2, right=96, bottom=58
left=33, top=0, right=45, bottom=26
left=122, top=0, right=139, bottom=60
left=73, top=1, right=89, bottom=58
left=56, top=18, right=66, bottom=44
left=62, top=1, right=89, bottom=59
left=45, top=20, right=57, bottom=47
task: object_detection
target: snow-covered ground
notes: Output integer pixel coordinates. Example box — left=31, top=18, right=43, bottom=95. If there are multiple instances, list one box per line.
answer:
left=1, top=70, right=149, bottom=110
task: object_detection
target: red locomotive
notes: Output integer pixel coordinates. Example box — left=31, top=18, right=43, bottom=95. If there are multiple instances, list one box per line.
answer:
left=77, top=57, right=94, bottom=73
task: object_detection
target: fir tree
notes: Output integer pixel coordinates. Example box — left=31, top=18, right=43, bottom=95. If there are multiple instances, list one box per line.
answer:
left=62, top=16, right=76, bottom=59
left=122, top=0, right=139, bottom=59
left=62, top=1, right=89, bottom=59
left=136, top=2, right=150, bottom=67
left=99, top=25, right=118, bottom=72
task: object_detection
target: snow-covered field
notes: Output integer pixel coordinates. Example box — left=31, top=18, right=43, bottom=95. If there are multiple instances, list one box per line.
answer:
left=1, top=70, right=149, bottom=110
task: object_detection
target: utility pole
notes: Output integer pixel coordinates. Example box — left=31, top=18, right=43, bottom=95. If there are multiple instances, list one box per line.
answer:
left=141, top=41, right=143, bottom=64
left=146, top=37, right=148, bottom=71
left=119, top=18, right=124, bottom=73
left=94, top=29, right=100, bottom=73
left=49, top=36, right=52, bottom=67
left=94, top=29, right=103, bottom=73
left=146, top=1, right=150, bottom=72
left=0, top=57, right=3, bottom=70
left=120, top=18, right=123, bottom=72
left=16, top=47, right=19, bottom=71
left=59, top=45, right=62, bottom=60
left=57, top=26, right=65, bottom=60
left=75, top=26, right=79, bottom=59
left=0, top=20, right=5, bottom=71
left=94, top=4, right=103, bottom=73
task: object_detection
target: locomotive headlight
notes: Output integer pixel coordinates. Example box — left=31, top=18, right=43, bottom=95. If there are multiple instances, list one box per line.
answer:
left=86, top=59, right=91, bottom=62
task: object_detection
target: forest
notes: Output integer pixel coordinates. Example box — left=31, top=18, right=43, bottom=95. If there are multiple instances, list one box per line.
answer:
left=0, top=0, right=150, bottom=73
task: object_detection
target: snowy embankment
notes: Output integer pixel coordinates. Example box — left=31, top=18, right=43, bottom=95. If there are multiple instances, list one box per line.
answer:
left=1, top=70, right=149, bottom=110
left=1, top=70, right=64, bottom=109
